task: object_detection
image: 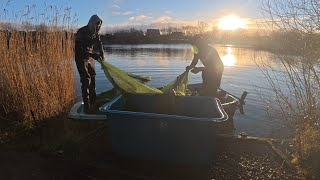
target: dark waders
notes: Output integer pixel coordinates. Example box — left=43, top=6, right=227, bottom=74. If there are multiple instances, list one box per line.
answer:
left=75, top=58, right=96, bottom=113
left=201, top=66, right=223, bottom=97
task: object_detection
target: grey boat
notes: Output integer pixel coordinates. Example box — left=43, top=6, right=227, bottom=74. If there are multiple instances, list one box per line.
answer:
left=99, top=93, right=231, bottom=164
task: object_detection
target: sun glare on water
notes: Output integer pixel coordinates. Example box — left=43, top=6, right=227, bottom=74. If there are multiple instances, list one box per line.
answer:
left=221, top=47, right=236, bottom=66
left=218, top=15, right=248, bottom=30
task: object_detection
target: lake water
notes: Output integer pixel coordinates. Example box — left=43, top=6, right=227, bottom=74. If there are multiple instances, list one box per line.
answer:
left=74, top=44, right=288, bottom=138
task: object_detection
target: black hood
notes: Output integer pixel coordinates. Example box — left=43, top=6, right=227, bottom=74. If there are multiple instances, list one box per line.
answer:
left=88, top=15, right=102, bottom=34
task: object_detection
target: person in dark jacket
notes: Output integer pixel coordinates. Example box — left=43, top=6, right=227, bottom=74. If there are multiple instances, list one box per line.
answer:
left=75, top=15, right=104, bottom=113
left=186, top=36, right=224, bottom=97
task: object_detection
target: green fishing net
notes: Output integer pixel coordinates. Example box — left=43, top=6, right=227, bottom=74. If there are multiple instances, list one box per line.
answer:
left=159, top=71, right=189, bottom=96
left=97, top=59, right=189, bottom=96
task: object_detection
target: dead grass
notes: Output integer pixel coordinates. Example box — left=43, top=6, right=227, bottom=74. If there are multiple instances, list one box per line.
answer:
left=0, top=2, right=77, bottom=143
left=0, top=30, right=75, bottom=139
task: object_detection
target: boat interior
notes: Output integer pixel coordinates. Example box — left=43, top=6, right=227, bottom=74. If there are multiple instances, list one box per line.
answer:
left=104, top=93, right=226, bottom=119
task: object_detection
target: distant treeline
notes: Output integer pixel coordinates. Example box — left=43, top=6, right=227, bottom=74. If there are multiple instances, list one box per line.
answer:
left=253, top=31, right=320, bottom=55
left=101, top=34, right=190, bottom=44
left=100, top=28, right=320, bottom=56
left=101, top=28, right=191, bottom=44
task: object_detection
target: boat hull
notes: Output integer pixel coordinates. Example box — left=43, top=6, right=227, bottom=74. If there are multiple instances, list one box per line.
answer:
left=68, top=102, right=107, bottom=120
left=100, top=94, right=231, bottom=164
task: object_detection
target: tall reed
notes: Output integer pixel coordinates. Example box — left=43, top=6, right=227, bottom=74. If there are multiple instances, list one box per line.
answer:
left=0, top=2, right=76, bottom=135
left=0, top=30, right=74, bottom=125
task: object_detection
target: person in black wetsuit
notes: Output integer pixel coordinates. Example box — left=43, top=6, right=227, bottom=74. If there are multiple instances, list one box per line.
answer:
left=186, top=36, right=224, bottom=97
left=75, top=14, right=104, bottom=113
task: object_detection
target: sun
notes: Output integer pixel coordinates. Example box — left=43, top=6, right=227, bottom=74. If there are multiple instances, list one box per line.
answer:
left=218, top=15, right=248, bottom=30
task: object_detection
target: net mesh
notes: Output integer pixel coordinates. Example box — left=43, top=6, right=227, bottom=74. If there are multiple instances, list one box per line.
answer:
left=159, top=71, right=189, bottom=96
left=97, top=59, right=189, bottom=95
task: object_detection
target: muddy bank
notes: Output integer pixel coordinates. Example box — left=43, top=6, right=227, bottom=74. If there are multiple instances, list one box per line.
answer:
left=0, top=125, right=302, bottom=180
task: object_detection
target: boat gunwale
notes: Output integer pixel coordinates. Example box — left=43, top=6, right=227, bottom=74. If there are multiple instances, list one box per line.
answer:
left=100, top=95, right=229, bottom=123
left=222, top=94, right=239, bottom=107
left=187, top=83, right=240, bottom=107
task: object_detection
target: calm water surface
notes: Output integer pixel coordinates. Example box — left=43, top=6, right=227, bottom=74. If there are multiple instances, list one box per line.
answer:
left=75, top=44, right=287, bottom=138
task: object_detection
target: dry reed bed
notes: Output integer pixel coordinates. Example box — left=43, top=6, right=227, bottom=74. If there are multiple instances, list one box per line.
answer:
left=0, top=30, right=75, bottom=129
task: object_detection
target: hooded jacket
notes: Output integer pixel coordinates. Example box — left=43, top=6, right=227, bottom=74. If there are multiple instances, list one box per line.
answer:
left=188, top=36, right=224, bottom=87
left=75, top=15, right=104, bottom=60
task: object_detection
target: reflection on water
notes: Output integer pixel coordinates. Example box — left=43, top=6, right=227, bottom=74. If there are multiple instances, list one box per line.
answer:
left=74, top=44, right=285, bottom=137
left=104, top=44, right=193, bottom=69
left=221, top=46, right=236, bottom=66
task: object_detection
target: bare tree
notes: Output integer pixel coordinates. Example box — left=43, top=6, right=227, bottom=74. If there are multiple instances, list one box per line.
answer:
left=259, top=0, right=320, bottom=169
left=197, top=21, right=209, bottom=34
left=22, top=21, right=35, bottom=31
left=262, top=0, right=320, bottom=33
left=0, top=22, right=13, bottom=30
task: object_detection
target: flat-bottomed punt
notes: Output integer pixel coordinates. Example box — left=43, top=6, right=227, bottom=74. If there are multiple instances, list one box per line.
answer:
left=100, top=93, right=232, bottom=164
left=187, top=83, right=240, bottom=118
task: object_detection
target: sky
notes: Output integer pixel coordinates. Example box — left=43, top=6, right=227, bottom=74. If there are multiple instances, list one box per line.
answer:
left=1, top=0, right=265, bottom=32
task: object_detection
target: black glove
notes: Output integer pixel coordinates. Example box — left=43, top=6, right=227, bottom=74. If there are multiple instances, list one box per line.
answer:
left=191, top=67, right=201, bottom=74
left=99, top=54, right=104, bottom=61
